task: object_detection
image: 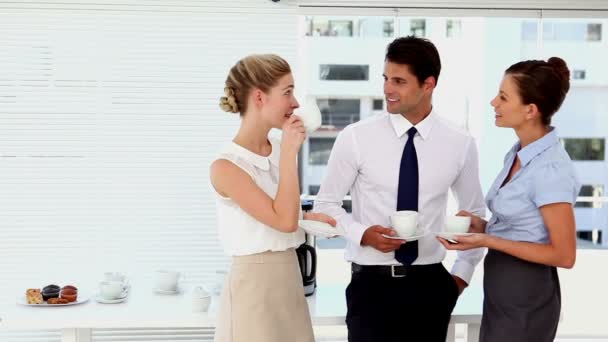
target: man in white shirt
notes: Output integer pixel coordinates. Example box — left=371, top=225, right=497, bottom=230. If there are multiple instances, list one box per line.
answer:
left=314, top=36, right=485, bottom=342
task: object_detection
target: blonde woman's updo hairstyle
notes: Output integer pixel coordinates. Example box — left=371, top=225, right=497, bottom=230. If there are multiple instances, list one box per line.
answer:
left=219, top=54, right=291, bottom=115
left=505, top=57, right=570, bottom=125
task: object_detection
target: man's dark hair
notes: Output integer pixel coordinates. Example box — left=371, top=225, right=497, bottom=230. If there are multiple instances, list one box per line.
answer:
left=385, top=36, right=441, bottom=86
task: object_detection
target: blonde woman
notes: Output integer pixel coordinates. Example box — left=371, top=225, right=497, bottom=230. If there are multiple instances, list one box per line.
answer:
left=210, top=54, right=336, bottom=342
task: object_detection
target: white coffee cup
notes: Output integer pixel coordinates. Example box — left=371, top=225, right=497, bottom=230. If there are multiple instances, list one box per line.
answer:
left=156, top=270, right=182, bottom=291
left=297, top=96, right=322, bottom=133
left=446, top=216, right=471, bottom=233
left=104, top=272, right=130, bottom=292
left=104, top=272, right=126, bottom=283
left=192, top=286, right=211, bottom=312
left=390, top=211, right=418, bottom=237
left=99, top=281, right=124, bottom=300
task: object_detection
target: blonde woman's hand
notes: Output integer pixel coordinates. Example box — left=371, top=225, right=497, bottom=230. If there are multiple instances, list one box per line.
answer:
left=303, top=212, right=337, bottom=227
left=281, top=115, right=306, bottom=154
left=456, top=210, right=487, bottom=234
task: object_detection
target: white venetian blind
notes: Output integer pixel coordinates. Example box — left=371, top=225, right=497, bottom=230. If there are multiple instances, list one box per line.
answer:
left=0, top=1, right=297, bottom=341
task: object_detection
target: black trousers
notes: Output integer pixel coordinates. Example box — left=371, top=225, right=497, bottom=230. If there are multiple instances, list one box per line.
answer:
left=345, top=263, right=459, bottom=342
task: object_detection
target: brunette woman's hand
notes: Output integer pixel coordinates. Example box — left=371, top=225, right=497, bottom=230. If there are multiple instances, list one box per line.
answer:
left=456, top=210, right=487, bottom=234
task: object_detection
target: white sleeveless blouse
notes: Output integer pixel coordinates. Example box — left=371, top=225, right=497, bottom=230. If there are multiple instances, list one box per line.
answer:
left=213, top=137, right=304, bottom=256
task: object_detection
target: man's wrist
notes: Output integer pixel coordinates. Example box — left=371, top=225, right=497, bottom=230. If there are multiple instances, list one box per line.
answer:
left=452, top=275, right=468, bottom=294
left=360, top=227, right=370, bottom=246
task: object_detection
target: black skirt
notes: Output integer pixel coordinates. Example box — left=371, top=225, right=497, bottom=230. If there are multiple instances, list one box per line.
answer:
left=480, top=249, right=561, bottom=342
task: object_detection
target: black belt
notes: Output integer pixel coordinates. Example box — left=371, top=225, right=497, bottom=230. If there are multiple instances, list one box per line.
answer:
left=351, top=262, right=441, bottom=278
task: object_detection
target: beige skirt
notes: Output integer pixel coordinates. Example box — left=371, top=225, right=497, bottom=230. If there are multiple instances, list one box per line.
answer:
left=214, top=248, right=315, bottom=342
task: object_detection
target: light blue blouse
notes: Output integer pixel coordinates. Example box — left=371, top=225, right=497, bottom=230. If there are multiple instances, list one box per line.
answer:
left=485, top=128, right=581, bottom=243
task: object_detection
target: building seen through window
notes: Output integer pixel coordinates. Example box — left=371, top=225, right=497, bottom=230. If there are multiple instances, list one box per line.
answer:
left=562, top=138, right=605, bottom=161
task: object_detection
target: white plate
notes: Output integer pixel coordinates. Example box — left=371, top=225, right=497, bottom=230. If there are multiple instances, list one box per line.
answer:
left=153, top=287, right=182, bottom=295
left=298, top=220, right=344, bottom=238
left=436, top=232, right=474, bottom=243
left=95, top=294, right=127, bottom=304
left=382, top=229, right=428, bottom=241
left=17, top=294, right=90, bottom=307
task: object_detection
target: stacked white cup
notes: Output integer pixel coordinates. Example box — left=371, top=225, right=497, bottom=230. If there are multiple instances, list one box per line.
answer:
left=192, top=286, right=211, bottom=312
left=155, top=270, right=183, bottom=293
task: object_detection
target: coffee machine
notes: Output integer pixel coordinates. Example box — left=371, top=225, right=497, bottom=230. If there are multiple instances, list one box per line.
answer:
left=296, top=200, right=317, bottom=296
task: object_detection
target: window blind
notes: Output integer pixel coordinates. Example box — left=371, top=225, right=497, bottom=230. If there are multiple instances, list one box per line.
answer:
left=0, top=1, right=297, bottom=341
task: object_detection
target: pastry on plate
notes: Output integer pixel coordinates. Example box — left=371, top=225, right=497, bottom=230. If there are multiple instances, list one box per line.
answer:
left=48, top=297, right=69, bottom=305
left=26, top=289, right=43, bottom=304
left=60, top=287, right=78, bottom=302
left=42, top=284, right=61, bottom=301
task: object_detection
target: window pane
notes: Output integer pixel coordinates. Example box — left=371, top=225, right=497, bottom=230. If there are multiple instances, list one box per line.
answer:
left=573, top=69, right=586, bottom=80
left=521, top=21, right=537, bottom=41
left=329, top=20, right=353, bottom=37
left=562, top=138, right=605, bottom=161
left=410, top=19, right=426, bottom=37
left=587, top=23, right=602, bottom=41
left=383, top=19, right=395, bottom=37
left=446, top=19, right=462, bottom=38
left=576, top=184, right=605, bottom=208
left=308, top=18, right=353, bottom=36
left=306, top=16, right=395, bottom=38
left=319, top=64, right=369, bottom=81
left=316, top=98, right=361, bottom=129
left=372, top=99, right=384, bottom=110
left=309, top=138, right=336, bottom=165
left=540, top=21, right=603, bottom=41
left=397, top=18, right=427, bottom=37
left=310, top=18, right=329, bottom=36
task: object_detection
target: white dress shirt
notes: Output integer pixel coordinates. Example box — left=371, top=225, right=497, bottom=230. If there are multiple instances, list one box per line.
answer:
left=314, top=111, right=485, bottom=283
left=214, top=137, right=305, bottom=256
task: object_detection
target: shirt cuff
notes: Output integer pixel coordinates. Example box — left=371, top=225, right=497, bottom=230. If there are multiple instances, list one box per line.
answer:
left=450, top=258, right=477, bottom=284
left=344, top=221, right=369, bottom=246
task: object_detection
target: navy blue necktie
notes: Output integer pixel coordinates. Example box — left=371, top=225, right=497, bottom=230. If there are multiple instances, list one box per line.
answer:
left=394, top=127, right=419, bottom=265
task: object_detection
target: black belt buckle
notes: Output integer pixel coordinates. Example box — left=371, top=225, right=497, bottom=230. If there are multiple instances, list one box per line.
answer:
left=391, top=265, right=406, bottom=278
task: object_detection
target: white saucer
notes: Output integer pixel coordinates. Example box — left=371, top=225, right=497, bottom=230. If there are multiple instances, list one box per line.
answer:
left=116, top=290, right=129, bottom=299
left=298, top=220, right=344, bottom=238
left=95, top=294, right=127, bottom=304
left=436, top=232, right=474, bottom=243
left=153, top=287, right=182, bottom=295
left=382, top=229, right=428, bottom=241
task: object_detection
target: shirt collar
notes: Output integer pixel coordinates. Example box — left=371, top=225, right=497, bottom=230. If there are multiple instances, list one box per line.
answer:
left=516, top=127, right=559, bottom=167
left=389, top=110, right=435, bottom=140
left=228, top=138, right=280, bottom=171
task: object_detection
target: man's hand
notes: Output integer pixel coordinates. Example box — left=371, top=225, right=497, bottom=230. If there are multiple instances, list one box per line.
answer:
left=361, top=225, right=405, bottom=253
left=452, top=275, right=468, bottom=295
